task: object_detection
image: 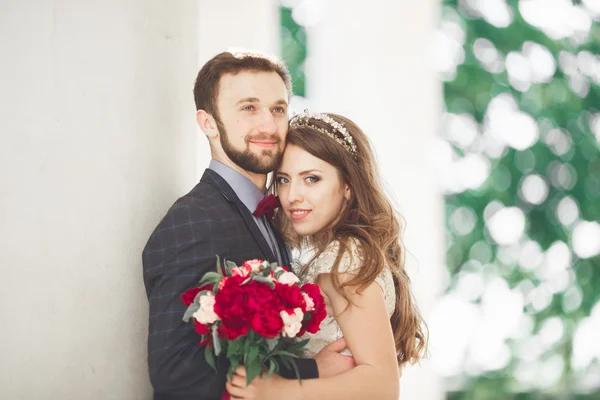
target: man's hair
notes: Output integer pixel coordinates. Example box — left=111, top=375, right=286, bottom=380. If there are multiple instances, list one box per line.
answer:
left=193, top=50, right=292, bottom=119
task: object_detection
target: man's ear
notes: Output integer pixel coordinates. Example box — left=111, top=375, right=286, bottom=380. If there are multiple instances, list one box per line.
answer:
left=196, top=110, right=219, bottom=139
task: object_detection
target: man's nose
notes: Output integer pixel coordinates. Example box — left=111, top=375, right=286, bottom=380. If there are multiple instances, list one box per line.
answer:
left=257, top=110, right=277, bottom=135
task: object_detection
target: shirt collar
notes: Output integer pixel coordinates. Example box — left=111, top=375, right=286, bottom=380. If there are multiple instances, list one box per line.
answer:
left=209, top=160, right=265, bottom=212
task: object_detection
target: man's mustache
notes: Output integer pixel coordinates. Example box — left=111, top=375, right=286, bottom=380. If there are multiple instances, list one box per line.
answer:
left=246, top=134, right=282, bottom=144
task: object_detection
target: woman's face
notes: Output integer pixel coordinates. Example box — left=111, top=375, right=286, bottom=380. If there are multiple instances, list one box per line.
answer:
left=276, top=144, right=349, bottom=237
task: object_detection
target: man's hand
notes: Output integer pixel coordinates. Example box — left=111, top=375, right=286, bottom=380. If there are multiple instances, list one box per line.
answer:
left=314, top=338, right=356, bottom=378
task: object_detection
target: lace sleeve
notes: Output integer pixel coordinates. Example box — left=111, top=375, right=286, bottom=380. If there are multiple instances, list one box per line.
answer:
left=318, top=239, right=396, bottom=318
left=293, top=238, right=397, bottom=321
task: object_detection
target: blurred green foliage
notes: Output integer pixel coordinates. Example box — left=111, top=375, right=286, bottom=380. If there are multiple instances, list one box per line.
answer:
left=443, top=0, right=599, bottom=398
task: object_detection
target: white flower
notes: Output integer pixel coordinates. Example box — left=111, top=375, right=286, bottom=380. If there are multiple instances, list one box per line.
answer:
left=280, top=307, right=304, bottom=338
left=275, top=267, right=300, bottom=286
left=302, top=292, right=315, bottom=312
left=244, top=259, right=264, bottom=272
left=193, top=293, right=220, bottom=325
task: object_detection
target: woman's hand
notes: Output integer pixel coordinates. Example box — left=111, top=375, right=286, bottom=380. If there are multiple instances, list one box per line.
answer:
left=225, top=366, right=287, bottom=400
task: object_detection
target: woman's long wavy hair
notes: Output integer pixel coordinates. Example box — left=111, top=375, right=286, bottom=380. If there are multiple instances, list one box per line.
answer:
left=272, top=113, right=427, bottom=367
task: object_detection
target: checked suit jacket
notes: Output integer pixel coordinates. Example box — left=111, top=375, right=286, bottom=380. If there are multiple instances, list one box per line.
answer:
left=142, top=169, right=318, bottom=400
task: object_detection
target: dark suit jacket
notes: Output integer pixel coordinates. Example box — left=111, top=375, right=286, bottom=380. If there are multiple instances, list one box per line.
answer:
left=143, top=169, right=318, bottom=400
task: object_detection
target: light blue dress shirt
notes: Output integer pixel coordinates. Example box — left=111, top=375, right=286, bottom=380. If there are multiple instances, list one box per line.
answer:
left=209, top=160, right=283, bottom=264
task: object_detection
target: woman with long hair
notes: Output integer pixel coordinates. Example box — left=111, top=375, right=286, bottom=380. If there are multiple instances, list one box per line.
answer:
left=226, top=112, right=427, bottom=400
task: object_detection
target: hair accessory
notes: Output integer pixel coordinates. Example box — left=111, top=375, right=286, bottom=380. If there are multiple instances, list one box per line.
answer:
left=290, top=109, right=358, bottom=157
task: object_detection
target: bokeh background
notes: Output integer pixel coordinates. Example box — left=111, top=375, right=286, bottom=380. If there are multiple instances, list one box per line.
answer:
left=1, top=0, right=598, bottom=399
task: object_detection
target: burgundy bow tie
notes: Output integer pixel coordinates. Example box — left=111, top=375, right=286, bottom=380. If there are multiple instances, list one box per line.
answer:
left=253, top=194, right=280, bottom=219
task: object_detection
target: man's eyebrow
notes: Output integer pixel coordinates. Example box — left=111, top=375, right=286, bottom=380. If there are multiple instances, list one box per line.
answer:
left=234, top=98, right=289, bottom=106
left=235, top=97, right=260, bottom=105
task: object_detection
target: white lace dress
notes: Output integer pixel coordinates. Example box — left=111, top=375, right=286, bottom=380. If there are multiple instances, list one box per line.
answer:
left=292, top=239, right=396, bottom=358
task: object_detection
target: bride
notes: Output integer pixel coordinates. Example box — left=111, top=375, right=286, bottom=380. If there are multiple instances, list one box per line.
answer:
left=226, top=112, right=427, bottom=400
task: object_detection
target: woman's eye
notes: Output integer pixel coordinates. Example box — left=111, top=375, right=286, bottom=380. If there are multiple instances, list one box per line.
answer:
left=305, top=176, right=320, bottom=184
left=276, top=176, right=289, bottom=184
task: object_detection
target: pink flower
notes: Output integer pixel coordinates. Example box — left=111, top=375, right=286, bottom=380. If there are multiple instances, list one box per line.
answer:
left=243, top=259, right=266, bottom=272
left=302, top=292, right=315, bottom=312
left=218, top=277, right=228, bottom=290
left=231, top=266, right=250, bottom=278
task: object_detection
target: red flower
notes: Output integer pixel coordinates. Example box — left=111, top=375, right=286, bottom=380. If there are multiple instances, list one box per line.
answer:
left=181, top=288, right=200, bottom=306
left=251, top=307, right=283, bottom=338
left=214, top=276, right=251, bottom=340
left=300, top=284, right=327, bottom=334
left=276, top=282, right=305, bottom=312
left=181, top=284, right=213, bottom=306
left=244, top=280, right=276, bottom=311
left=194, top=319, right=210, bottom=335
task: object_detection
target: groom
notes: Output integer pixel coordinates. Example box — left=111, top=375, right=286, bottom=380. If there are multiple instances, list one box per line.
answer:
left=142, top=50, right=354, bottom=400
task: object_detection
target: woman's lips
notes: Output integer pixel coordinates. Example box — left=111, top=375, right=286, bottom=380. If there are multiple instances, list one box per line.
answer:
left=289, top=209, right=311, bottom=221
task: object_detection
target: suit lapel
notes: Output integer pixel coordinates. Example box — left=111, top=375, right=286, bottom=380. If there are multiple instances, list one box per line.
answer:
left=268, top=218, right=291, bottom=267
left=201, top=169, right=277, bottom=263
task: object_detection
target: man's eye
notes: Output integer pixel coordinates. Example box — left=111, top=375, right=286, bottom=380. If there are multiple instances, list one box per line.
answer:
left=273, top=107, right=286, bottom=114
left=243, top=105, right=255, bottom=111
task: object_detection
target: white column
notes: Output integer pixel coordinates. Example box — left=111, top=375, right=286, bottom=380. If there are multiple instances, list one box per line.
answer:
left=0, top=1, right=198, bottom=398
left=196, top=0, right=281, bottom=175
left=306, top=1, right=445, bottom=399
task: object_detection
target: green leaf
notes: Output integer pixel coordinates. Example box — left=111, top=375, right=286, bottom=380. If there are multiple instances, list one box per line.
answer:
left=215, top=255, right=223, bottom=276
left=253, top=275, right=275, bottom=289
left=266, top=358, right=278, bottom=379
left=279, top=355, right=292, bottom=371
left=284, top=339, right=310, bottom=353
left=265, top=338, right=279, bottom=351
left=182, top=302, right=200, bottom=322
left=205, top=344, right=216, bottom=371
left=198, top=271, right=222, bottom=287
left=266, top=350, right=300, bottom=359
left=287, top=357, right=302, bottom=383
left=225, top=260, right=238, bottom=274
left=228, top=356, right=240, bottom=382
left=246, top=357, right=262, bottom=386
left=247, top=344, right=259, bottom=366
left=212, top=325, right=222, bottom=356
left=227, top=338, right=243, bottom=358
left=274, top=269, right=285, bottom=280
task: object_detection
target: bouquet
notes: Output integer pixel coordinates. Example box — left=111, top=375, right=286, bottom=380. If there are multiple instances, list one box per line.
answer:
left=181, top=257, right=327, bottom=398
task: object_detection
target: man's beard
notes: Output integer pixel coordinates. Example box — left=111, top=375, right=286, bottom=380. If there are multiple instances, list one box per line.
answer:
left=217, top=119, right=283, bottom=174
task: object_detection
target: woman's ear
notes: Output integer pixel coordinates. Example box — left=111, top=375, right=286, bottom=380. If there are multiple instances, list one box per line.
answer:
left=344, top=184, right=351, bottom=200
left=196, top=110, right=219, bottom=139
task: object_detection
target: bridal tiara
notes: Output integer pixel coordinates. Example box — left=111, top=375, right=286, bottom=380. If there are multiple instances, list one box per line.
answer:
left=289, top=110, right=358, bottom=157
